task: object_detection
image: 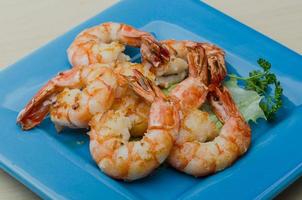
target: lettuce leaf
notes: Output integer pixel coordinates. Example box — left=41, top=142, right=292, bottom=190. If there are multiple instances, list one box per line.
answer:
left=224, top=77, right=266, bottom=122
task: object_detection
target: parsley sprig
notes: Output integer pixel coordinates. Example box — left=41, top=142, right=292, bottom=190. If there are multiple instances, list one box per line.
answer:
left=228, top=58, right=283, bottom=121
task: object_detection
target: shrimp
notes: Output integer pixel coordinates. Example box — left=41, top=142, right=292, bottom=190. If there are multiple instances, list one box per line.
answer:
left=169, top=86, right=251, bottom=177
left=166, top=46, right=249, bottom=176
left=17, top=63, right=118, bottom=130
left=164, top=44, right=238, bottom=176
left=142, top=39, right=226, bottom=88
left=89, top=70, right=180, bottom=180
left=17, top=61, right=156, bottom=131
left=68, top=22, right=169, bottom=68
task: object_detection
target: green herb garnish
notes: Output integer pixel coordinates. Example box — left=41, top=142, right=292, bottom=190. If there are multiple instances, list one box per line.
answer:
left=228, top=58, right=283, bottom=121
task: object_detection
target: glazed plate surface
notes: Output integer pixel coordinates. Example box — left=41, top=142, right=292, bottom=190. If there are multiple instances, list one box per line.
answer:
left=1, top=0, right=302, bottom=199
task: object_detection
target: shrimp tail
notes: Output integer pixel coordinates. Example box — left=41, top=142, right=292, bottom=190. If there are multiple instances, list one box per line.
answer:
left=187, top=45, right=208, bottom=84
left=210, top=86, right=245, bottom=123
left=211, top=86, right=251, bottom=156
left=204, top=45, right=227, bottom=86
left=141, top=36, right=170, bottom=68
left=17, top=81, right=57, bottom=130
left=126, top=69, right=166, bottom=102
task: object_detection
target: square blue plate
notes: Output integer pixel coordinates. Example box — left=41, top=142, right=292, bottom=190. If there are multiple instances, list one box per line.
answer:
left=1, top=0, right=302, bottom=199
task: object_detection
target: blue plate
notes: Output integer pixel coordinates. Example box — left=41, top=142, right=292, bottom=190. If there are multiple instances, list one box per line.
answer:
left=1, top=0, right=302, bottom=199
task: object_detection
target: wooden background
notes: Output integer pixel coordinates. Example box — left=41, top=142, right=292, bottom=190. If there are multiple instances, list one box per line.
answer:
left=0, top=0, right=301, bottom=199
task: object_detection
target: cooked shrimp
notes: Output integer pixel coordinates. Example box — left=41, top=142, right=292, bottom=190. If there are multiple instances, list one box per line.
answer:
left=169, top=46, right=249, bottom=176
left=89, top=70, right=180, bottom=180
left=169, top=86, right=251, bottom=177
left=68, top=22, right=169, bottom=68
left=142, top=39, right=226, bottom=88
left=17, top=61, right=156, bottom=131
left=17, top=63, right=118, bottom=130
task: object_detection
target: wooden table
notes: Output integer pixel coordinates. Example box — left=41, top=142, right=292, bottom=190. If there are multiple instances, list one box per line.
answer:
left=0, top=0, right=301, bottom=199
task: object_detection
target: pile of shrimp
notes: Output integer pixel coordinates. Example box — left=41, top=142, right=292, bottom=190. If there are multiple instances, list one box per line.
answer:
left=17, top=22, right=250, bottom=181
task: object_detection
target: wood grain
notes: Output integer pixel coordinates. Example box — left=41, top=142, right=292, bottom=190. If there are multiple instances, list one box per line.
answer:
left=0, top=0, right=301, bottom=199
